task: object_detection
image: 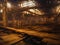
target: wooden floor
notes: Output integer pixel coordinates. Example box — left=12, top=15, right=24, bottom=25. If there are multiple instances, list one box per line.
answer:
left=0, top=25, right=60, bottom=45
